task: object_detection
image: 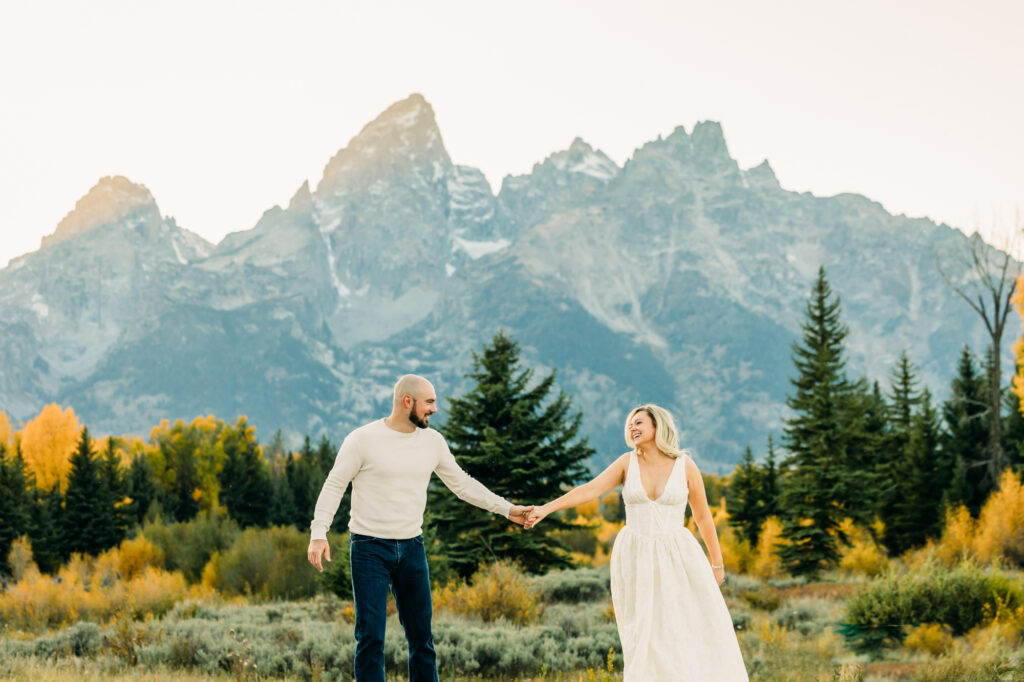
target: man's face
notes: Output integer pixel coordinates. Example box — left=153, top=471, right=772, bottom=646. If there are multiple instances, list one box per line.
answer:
left=407, top=385, right=438, bottom=429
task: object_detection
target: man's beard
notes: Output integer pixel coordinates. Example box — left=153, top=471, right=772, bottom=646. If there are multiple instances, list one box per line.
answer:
left=408, top=399, right=430, bottom=429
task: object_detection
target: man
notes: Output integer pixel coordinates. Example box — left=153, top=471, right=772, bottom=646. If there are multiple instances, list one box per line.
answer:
left=307, top=374, right=532, bottom=682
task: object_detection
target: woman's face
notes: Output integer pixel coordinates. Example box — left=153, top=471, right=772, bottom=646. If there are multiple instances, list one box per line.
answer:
left=628, top=410, right=656, bottom=449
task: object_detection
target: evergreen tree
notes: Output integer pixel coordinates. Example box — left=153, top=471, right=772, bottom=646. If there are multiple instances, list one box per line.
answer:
left=892, top=388, right=947, bottom=548
left=778, top=268, right=866, bottom=576
left=29, top=485, right=64, bottom=572
left=63, top=427, right=116, bottom=556
left=288, top=437, right=318, bottom=527
left=158, top=425, right=201, bottom=522
left=943, top=346, right=991, bottom=514
left=430, top=331, right=593, bottom=577
left=877, top=352, right=921, bottom=555
left=727, top=445, right=762, bottom=546
left=217, top=417, right=271, bottom=528
left=857, top=380, right=890, bottom=514
left=269, top=466, right=299, bottom=527
left=1002, top=367, right=1024, bottom=472
left=99, top=438, right=129, bottom=547
left=760, top=435, right=781, bottom=520
left=125, top=452, right=160, bottom=526
left=0, top=444, right=34, bottom=575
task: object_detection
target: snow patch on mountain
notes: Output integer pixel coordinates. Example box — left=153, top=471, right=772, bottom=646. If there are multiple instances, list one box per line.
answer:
left=453, top=236, right=510, bottom=259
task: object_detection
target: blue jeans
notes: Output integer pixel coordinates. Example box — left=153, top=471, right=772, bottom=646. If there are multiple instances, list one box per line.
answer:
left=349, top=533, right=437, bottom=682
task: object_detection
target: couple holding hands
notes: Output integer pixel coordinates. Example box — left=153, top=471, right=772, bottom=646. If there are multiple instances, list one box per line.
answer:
left=307, top=374, right=747, bottom=681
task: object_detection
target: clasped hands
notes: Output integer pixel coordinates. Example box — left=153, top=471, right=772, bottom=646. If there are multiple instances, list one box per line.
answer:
left=509, top=504, right=549, bottom=530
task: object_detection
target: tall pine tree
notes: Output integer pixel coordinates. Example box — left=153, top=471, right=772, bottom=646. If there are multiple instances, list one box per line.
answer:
left=0, top=443, right=34, bottom=576
left=430, top=331, right=593, bottom=577
left=99, top=438, right=129, bottom=547
left=779, top=268, right=865, bottom=576
left=876, top=352, right=920, bottom=554
left=217, top=417, right=271, bottom=527
left=157, top=424, right=201, bottom=522
left=29, top=485, right=64, bottom=572
left=63, top=427, right=116, bottom=556
left=125, top=452, right=160, bottom=526
left=727, top=445, right=762, bottom=546
left=760, top=435, right=781, bottom=520
left=943, top=346, right=991, bottom=514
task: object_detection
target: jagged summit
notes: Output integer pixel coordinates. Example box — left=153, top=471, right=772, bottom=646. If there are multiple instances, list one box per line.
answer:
left=316, top=93, right=452, bottom=195
left=746, top=159, right=781, bottom=189
left=42, top=176, right=159, bottom=250
left=691, top=121, right=730, bottom=159
left=288, top=180, right=313, bottom=213
left=548, top=138, right=619, bottom=180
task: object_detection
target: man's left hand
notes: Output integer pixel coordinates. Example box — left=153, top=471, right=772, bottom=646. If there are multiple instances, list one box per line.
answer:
left=508, top=505, right=534, bottom=526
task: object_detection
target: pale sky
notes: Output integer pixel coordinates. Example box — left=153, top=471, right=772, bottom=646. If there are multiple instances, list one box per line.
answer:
left=1, top=0, right=1021, bottom=267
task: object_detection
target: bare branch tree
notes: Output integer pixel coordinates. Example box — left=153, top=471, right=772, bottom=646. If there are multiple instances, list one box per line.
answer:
left=938, top=222, right=1022, bottom=481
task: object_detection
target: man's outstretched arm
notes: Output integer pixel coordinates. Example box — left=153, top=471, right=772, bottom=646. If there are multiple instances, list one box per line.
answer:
left=434, top=440, right=530, bottom=523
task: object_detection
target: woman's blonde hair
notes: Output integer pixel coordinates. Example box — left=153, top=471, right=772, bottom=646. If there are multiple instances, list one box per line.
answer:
left=624, top=404, right=688, bottom=459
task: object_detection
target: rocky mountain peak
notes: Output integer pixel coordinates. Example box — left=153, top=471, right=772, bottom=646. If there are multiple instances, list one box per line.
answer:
left=548, top=137, right=619, bottom=180
left=42, top=175, right=160, bottom=250
left=746, top=159, right=781, bottom=189
left=316, top=93, right=453, bottom=196
left=288, top=180, right=313, bottom=214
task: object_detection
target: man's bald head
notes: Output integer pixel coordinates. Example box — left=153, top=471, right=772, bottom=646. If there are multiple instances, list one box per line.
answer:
left=393, top=374, right=432, bottom=407
left=390, top=375, right=438, bottom=429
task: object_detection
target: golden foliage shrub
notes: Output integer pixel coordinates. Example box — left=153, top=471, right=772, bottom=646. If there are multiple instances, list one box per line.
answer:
left=934, top=505, right=976, bottom=566
left=716, top=523, right=754, bottom=575
left=19, top=403, right=80, bottom=492
left=433, top=560, right=542, bottom=625
left=113, top=535, right=165, bottom=578
left=974, top=469, right=1024, bottom=566
left=903, top=623, right=953, bottom=656
left=7, top=535, right=35, bottom=581
left=837, top=518, right=889, bottom=577
left=0, top=543, right=206, bottom=630
left=750, top=517, right=785, bottom=579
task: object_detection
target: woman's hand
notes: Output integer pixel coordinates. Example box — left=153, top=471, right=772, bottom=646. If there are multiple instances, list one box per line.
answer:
left=712, top=564, right=725, bottom=586
left=524, top=504, right=551, bottom=530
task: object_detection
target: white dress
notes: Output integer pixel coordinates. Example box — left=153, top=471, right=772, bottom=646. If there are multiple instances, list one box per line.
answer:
left=610, top=451, right=748, bottom=681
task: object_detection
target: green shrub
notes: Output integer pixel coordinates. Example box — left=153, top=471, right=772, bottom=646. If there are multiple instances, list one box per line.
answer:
left=841, top=563, right=1024, bottom=652
left=532, top=566, right=610, bottom=603
left=142, top=512, right=240, bottom=582
left=741, top=585, right=782, bottom=612
left=203, top=525, right=320, bottom=600
left=32, top=621, right=104, bottom=658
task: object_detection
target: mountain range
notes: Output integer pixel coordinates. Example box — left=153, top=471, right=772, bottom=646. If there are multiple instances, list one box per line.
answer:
left=0, top=93, right=1004, bottom=471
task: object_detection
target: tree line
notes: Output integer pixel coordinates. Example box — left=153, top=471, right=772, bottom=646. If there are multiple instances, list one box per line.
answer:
left=3, top=266, right=1021, bottom=583
left=727, top=267, right=1024, bottom=576
left=0, top=331, right=594, bottom=582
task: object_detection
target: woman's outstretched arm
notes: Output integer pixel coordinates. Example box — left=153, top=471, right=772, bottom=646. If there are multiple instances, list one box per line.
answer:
left=685, top=455, right=726, bottom=585
left=524, top=454, right=629, bottom=529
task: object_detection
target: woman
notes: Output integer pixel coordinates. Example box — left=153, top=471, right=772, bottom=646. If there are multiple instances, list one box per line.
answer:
left=525, top=404, right=747, bottom=680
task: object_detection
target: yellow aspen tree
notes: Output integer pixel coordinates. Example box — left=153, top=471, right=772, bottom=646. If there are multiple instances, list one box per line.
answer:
left=1011, top=274, right=1024, bottom=412
left=0, top=411, right=14, bottom=449
left=974, top=469, right=1024, bottom=565
left=20, top=404, right=81, bottom=491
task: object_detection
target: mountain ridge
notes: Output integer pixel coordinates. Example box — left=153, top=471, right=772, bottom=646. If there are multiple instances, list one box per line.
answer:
left=0, top=95, right=1005, bottom=471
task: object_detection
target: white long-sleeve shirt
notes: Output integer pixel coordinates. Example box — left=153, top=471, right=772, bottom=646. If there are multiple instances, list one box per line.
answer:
left=309, top=419, right=513, bottom=541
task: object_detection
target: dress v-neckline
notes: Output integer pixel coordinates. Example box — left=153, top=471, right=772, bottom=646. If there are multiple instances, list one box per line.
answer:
left=635, top=451, right=678, bottom=503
